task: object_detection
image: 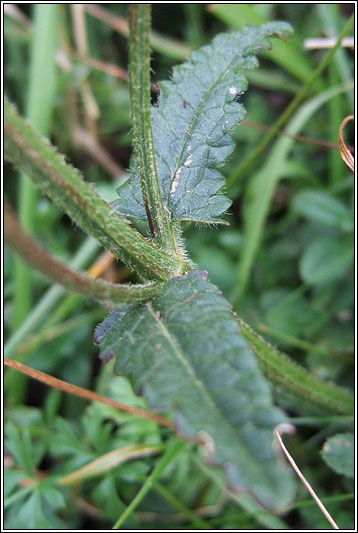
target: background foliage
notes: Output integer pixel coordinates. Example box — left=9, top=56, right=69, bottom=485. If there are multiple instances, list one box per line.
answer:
left=4, top=3, right=354, bottom=530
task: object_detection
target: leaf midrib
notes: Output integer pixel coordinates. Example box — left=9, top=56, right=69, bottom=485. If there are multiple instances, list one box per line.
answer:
left=160, top=43, right=247, bottom=206
left=146, top=301, right=275, bottom=484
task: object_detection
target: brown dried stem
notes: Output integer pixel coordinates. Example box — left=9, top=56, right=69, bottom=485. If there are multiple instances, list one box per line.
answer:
left=4, top=357, right=174, bottom=429
left=4, top=200, right=159, bottom=305
left=275, top=426, right=339, bottom=530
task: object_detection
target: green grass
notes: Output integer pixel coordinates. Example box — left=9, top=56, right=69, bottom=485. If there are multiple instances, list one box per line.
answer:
left=12, top=5, right=59, bottom=332
left=4, top=4, right=354, bottom=530
left=10, top=5, right=59, bottom=404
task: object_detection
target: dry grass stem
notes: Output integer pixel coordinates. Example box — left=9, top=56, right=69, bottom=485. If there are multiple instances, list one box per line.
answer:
left=275, top=426, right=339, bottom=530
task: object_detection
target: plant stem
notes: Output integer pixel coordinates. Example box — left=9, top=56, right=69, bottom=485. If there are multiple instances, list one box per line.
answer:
left=4, top=96, right=182, bottom=281
left=239, top=319, right=354, bottom=415
left=12, top=4, right=59, bottom=333
left=275, top=430, right=339, bottom=529
left=227, top=12, right=354, bottom=189
left=4, top=237, right=99, bottom=358
left=112, top=439, right=185, bottom=529
left=129, top=4, right=176, bottom=254
left=258, top=323, right=353, bottom=361
left=5, top=201, right=161, bottom=305
left=4, top=358, right=174, bottom=429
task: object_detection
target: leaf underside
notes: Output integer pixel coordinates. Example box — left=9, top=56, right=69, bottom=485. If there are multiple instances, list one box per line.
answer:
left=111, top=22, right=292, bottom=225
left=94, top=270, right=295, bottom=509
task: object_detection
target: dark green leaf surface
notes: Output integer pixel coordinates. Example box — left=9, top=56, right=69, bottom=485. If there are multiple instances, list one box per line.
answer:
left=321, top=433, right=354, bottom=477
left=94, top=270, right=294, bottom=509
left=112, top=22, right=292, bottom=224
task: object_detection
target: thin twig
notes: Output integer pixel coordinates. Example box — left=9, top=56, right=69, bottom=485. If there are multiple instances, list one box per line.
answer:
left=55, top=48, right=126, bottom=177
left=4, top=357, right=175, bottom=429
left=85, top=3, right=128, bottom=35
left=243, top=120, right=344, bottom=151
left=77, top=54, right=129, bottom=82
left=275, top=426, right=339, bottom=530
left=304, top=37, right=354, bottom=50
left=75, top=54, right=160, bottom=93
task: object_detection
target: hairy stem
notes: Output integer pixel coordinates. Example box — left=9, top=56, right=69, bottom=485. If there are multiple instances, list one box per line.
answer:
left=5, top=201, right=160, bottom=305
left=4, top=237, right=99, bottom=358
left=129, top=4, right=176, bottom=253
left=4, top=96, right=182, bottom=281
left=239, top=319, right=354, bottom=415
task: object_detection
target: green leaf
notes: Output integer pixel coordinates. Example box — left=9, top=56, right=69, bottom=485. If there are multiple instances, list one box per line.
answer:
left=5, top=422, right=35, bottom=477
left=321, top=433, right=354, bottom=477
left=92, top=476, right=127, bottom=521
left=4, top=470, right=27, bottom=499
left=292, top=190, right=353, bottom=232
left=94, top=270, right=295, bottom=509
left=40, top=482, right=66, bottom=510
left=208, top=4, right=315, bottom=85
left=299, top=237, right=353, bottom=285
left=112, top=22, right=292, bottom=225
left=16, top=490, right=52, bottom=529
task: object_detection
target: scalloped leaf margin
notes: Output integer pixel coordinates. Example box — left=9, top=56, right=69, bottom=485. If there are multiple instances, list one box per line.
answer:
left=111, top=22, right=293, bottom=225
left=94, top=270, right=295, bottom=509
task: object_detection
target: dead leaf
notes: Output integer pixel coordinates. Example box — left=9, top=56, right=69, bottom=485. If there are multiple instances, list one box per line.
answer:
left=338, top=115, right=354, bottom=172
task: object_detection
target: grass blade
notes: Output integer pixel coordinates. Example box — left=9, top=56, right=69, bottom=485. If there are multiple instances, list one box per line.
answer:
left=112, top=439, right=185, bottom=529
left=12, top=4, right=59, bottom=334
left=234, top=81, right=353, bottom=304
